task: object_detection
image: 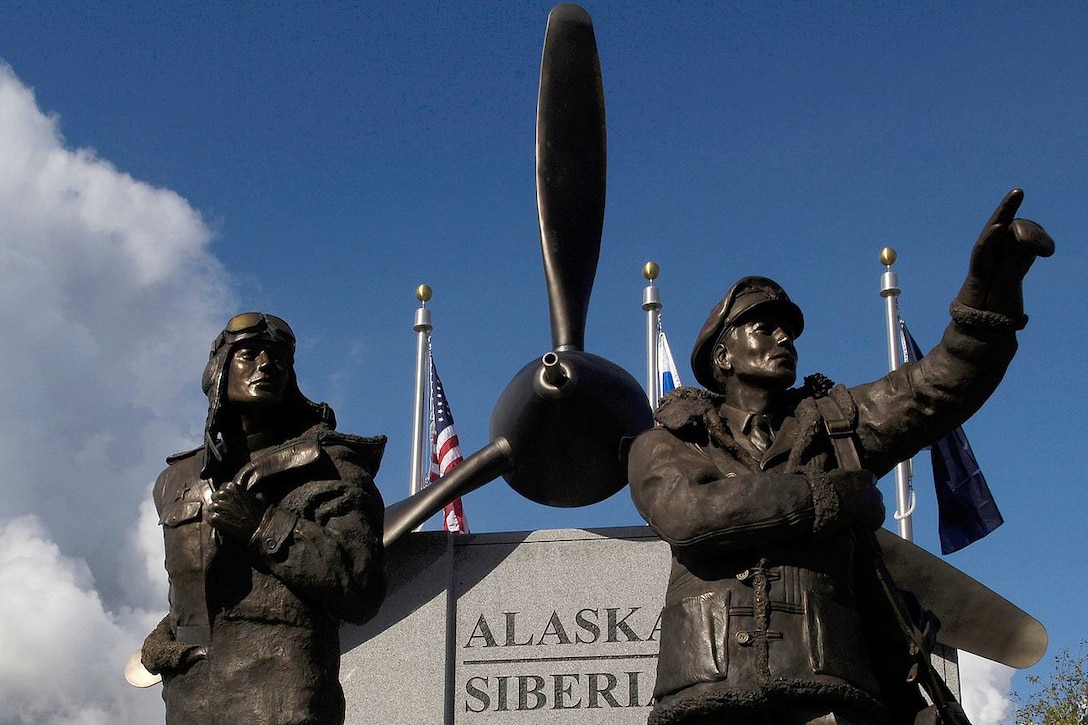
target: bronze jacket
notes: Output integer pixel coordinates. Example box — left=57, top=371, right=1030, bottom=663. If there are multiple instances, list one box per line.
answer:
left=145, top=422, right=386, bottom=725
left=628, top=321, right=1017, bottom=725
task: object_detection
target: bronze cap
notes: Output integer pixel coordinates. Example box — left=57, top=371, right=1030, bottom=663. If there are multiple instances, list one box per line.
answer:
left=690, top=276, right=804, bottom=391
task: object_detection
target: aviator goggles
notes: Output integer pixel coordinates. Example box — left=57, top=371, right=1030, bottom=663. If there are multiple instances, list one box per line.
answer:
left=211, top=312, right=296, bottom=356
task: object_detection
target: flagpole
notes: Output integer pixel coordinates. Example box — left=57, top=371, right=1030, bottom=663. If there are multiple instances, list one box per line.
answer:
left=643, top=261, right=661, bottom=408
left=409, top=284, right=433, bottom=497
left=879, top=247, right=914, bottom=541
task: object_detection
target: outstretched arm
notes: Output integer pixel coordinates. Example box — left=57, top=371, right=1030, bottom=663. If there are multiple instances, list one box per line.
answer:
left=853, top=190, right=1054, bottom=476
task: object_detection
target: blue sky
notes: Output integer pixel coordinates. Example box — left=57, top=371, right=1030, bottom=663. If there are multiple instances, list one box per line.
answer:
left=0, top=2, right=1084, bottom=722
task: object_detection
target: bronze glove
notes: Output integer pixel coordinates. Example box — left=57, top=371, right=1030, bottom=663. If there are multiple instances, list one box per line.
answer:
left=954, top=188, right=1054, bottom=330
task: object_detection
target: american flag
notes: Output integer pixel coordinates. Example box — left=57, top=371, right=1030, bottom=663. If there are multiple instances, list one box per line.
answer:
left=426, top=358, right=469, bottom=533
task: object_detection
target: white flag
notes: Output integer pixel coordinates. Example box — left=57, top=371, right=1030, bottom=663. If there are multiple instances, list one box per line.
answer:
left=658, top=330, right=682, bottom=394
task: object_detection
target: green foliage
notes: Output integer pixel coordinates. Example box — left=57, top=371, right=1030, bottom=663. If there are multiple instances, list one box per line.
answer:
left=1015, top=643, right=1088, bottom=725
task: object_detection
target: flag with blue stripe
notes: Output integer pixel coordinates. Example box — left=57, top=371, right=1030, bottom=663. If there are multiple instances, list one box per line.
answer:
left=658, top=330, right=682, bottom=395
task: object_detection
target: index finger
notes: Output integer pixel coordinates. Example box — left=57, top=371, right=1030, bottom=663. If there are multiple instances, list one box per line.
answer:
left=987, top=188, right=1025, bottom=228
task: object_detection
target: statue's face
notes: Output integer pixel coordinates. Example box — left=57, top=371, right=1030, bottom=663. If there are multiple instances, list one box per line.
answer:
left=226, top=342, right=290, bottom=408
left=715, top=313, right=798, bottom=390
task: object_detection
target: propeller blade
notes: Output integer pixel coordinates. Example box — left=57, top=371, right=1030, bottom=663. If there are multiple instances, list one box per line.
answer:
left=876, top=528, right=1048, bottom=668
left=536, top=3, right=606, bottom=352
left=383, top=438, right=513, bottom=547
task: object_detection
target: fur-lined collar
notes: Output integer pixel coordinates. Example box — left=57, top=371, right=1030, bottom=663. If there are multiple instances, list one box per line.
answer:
left=655, top=374, right=835, bottom=433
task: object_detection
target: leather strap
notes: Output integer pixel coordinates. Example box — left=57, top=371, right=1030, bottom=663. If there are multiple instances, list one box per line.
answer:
left=813, top=395, right=862, bottom=471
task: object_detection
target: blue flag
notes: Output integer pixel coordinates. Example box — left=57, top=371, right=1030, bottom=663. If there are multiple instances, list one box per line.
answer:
left=901, top=321, right=1004, bottom=554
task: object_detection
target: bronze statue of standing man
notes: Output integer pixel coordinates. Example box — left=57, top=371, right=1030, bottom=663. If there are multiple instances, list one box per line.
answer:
left=141, top=313, right=387, bottom=724
left=628, top=190, right=1053, bottom=725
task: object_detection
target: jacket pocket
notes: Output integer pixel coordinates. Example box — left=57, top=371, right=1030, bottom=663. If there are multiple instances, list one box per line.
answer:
left=804, top=590, right=879, bottom=693
left=653, top=590, right=729, bottom=699
left=159, top=500, right=202, bottom=528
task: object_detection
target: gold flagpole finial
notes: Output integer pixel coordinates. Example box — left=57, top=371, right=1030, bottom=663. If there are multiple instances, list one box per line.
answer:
left=643, top=261, right=660, bottom=282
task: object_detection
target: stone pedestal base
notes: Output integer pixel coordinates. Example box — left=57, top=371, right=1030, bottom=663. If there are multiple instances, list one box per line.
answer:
left=341, top=527, right=666, bottom=724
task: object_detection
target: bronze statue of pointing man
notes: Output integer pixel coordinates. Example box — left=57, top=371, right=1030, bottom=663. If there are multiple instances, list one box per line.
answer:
left=141, top=312, right=387, bottom=725
left=629, top=190, right=1053, bottom=725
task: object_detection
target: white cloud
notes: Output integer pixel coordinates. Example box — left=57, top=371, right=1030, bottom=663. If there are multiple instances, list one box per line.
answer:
left=0, top=61, right=231, bottom=601
left=960, top=651, right=1016, bottom=725
left=0, top=63, right=234, bottom=722
left=0, top=516, right=165, bottom=724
